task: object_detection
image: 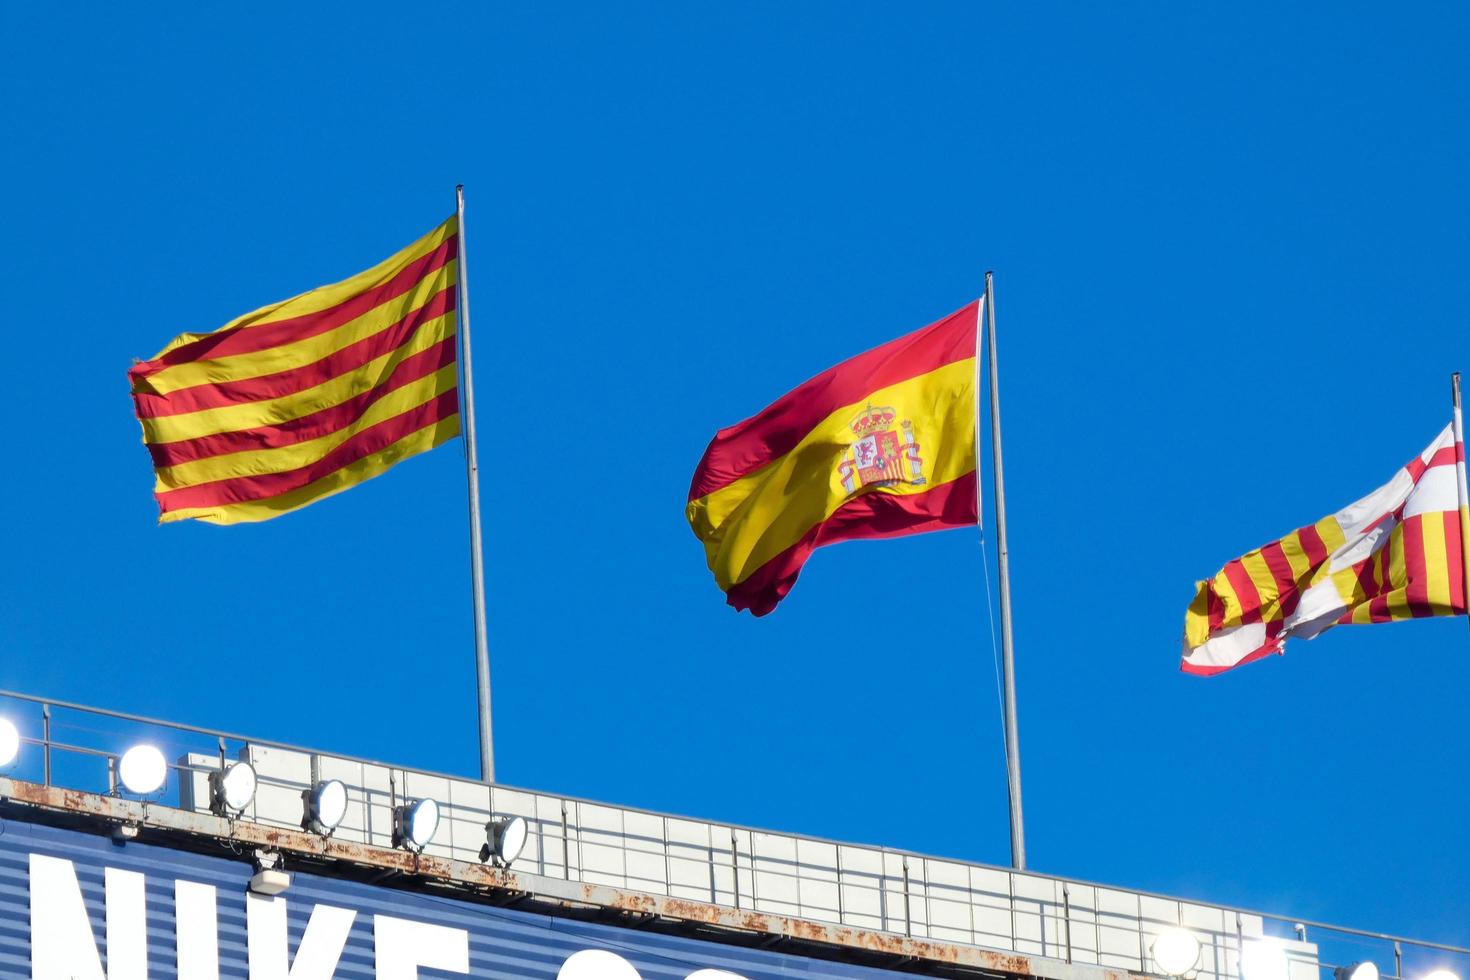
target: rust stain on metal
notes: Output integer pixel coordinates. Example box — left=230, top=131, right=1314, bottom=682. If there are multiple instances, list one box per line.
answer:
left=0, top=777, right=1061, bottom=977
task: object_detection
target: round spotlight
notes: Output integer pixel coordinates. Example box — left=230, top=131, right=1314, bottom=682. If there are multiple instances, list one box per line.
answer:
left=0, top=718, right=19, bottom=768
left=557, top=950, right=641, bottom=980
left=1242, top=941, right=1290, bottom=980
left=1336, top=963, right=1380, bottom=980
left=485, top=815, right=529, bottom=867
left=395, top=798, right=439, bottom=851
left=305, top=779, right=348, bottom=834
left=210, top=761, right=257, bottom=814
left=1152, top=927, right=1202, bottom=977
left=118, top=745, right=167, bottom=795
left=1424, top=971, right=1462, bottom=980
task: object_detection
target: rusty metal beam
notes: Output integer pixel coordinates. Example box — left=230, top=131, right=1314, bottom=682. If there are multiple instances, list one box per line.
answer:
left=0, top=777, right=1143, bottom=980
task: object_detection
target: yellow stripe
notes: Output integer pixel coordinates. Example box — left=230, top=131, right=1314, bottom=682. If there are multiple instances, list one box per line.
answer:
left=154, top=365, right=458, bottom=491
left=1211, top=570, right=1242, bottom=628
left=1184, top=581, right=1212, bottom=648
left=1278, top=530, right=1314, bottom=581
left=145, top=216, right=456, bottom=363
left=687, top=358, right=975, bottom=591
left=140, top=312, right=454, bottom=444
left=1421, top=511, right=1453, bottom=610
left=159, top=415, right=461, bottom=526
left=140, top=264, right=455, bottom=396
left=1315, top=515, right=1346, bottom=555
left=1240, top=552, right=1280, bottom=621
left=1384, top=523, right=1412, bottom=621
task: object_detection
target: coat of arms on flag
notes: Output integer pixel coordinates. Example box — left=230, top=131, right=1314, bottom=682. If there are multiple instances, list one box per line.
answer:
left=839, top=405, right=925, bottom=493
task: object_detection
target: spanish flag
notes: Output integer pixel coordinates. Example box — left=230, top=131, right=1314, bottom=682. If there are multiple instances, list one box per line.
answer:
left=687, top=301, right=981, bottom=615
left=1182, top=424, right=1468, bottom=675
left=129, top=217, right=461, bottom=525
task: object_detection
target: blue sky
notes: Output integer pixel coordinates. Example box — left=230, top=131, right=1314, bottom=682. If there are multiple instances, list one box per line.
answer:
left=2, top=0, right=1467, bottom=957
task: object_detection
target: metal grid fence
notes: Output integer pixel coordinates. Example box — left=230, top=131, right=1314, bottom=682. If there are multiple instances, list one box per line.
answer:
left=0, top=689, right=1464, bottom=980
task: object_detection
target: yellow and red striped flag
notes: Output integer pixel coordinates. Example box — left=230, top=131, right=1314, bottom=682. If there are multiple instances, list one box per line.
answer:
left=129, top=217, right=461, bottom=525
left=687, top=301, right=980, bottom=615
left=1182, top=424, right=1468, bottom=674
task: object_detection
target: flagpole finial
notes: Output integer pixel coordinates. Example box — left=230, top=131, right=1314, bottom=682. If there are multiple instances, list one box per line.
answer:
left=1454, top=372, right=1462, bottom=410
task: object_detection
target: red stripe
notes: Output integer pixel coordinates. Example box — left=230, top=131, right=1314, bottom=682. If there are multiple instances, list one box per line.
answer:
left=1406, top=444, right=1457, bottom=482
left=157, top=390, right=459, bottom=513
left=688, top=302, right=978, bottom=502
left=1348, top=554, right=1379, bottom=615
left=1446, top=509, right=1466, bottom=615
left=1402, top=515, right=1433, bottom=618
left=720, top=471, right=978, bottom=616
left=1179, top=638, right=1284, bottom=676
left=1362, top=546, right=1395, bottom=622
left=1259, top=541, right=1299, bottom=619
left=1207, top=584, right=1225, bottom=633
left=147, top=338, right=457, bottom=467
left=1297, top=523, right=1328, bottom=566
left=134, top=287, right=456, bottom=419
left=130, top=236, right=457, bottom=384
left=1221, top=559, right=1264, bottom=624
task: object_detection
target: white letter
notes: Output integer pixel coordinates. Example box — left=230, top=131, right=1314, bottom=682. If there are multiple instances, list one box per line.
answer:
left=28, top=857, right=149, bottom=980
left=176, top=880, right=220, bottom=980
left=373, top=915, right=469, bottom=979
left=30, top=854, right=105, bottom=980
left=104, top=868, right=148, bottom=980
left=246, top=893, right=355, bottom=980
left=558, top=950, right=642, bottom=980
left=688, top=972, right=751, bottom=980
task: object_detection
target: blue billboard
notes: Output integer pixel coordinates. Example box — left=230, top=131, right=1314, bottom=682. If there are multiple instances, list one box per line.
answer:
left=0, top=819, right=945, bottom=979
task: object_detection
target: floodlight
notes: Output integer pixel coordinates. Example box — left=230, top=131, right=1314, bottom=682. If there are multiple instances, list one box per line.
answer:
left=556, top=950, right=642, bottom=980
left=1423, top=971, right=1461, bottom=980
left=1241, top=941, right=1290, bottom=980
left=1151, top=927, right=1202, bottom=977
left=1335, top=962, right=1380, bottom=980
left=394, top=798, right=439, bottom=851
left=210, top=761, right=257, bottom=815
left=303, top=779, right=348, bottom=834
left=484, top=815, right=529, bottom=867
left=118, top=745, right=167, bottom=795
left=0, top=718, right=19, bottom=768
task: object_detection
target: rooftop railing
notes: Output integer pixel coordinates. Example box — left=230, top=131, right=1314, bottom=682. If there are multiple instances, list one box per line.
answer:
left=0, top=688, right=1463, bottom=980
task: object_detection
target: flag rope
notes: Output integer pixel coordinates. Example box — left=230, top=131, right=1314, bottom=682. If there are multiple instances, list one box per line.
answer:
left=979, top=509, right=1011, bottom=805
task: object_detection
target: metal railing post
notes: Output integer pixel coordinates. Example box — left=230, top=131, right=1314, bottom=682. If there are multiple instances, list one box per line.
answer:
left=561, top=800, right=570, bottom=880
left=1237, top=913, right=1245, bottom=980
left=1064, top=883, right=1073, bottom=963
left=41, top=703, right=51, bottom=787
left=902, top=855, right=912, bottom=937
left=749, top=833, right=760, bottom=910
left=730, top=830, right=741, bottom=910
left=663, top=816, right=672, bottom=897
left=835, top=845, right=846, bottom=924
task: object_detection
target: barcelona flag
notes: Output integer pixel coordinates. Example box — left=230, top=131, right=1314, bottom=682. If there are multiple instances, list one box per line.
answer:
left=1182, top=424, right=1469, bottom=674
left=687, top=302, right=981, bottom=615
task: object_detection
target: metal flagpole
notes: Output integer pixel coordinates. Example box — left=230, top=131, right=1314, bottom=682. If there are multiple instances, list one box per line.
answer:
left=1451, top=373, right=1470, bottom=632
left=456, top=185, right=495, bottom=782
left=984, top=272, right=1026, bottom=869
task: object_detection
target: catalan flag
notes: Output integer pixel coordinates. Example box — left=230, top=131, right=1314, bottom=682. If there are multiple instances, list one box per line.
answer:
left=687, top=301, right=980, bottom=615
left=1182, top=424, right=1469, bottom=675
left=129, top=217, right=461, bottom=525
